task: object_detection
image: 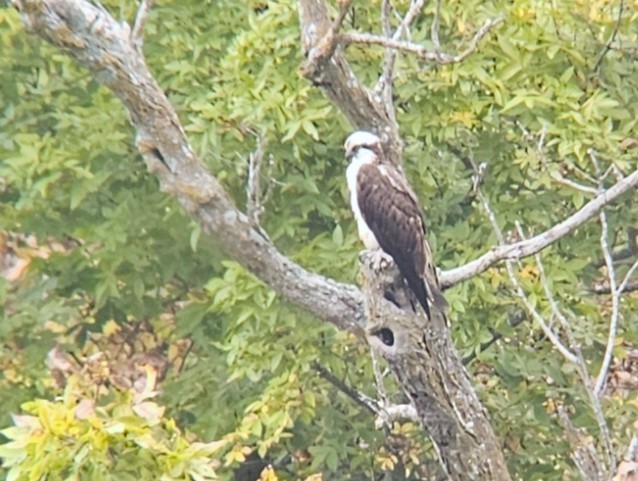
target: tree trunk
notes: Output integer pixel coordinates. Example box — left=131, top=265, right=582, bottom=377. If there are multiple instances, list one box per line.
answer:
left=361, top=253, right=511, bottom=481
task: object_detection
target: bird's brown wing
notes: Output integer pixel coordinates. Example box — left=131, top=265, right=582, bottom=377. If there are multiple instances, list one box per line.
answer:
left=356, top=163, right=445, bottom=317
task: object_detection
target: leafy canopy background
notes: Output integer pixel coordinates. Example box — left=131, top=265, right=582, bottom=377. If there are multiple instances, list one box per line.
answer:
left=0, top=0, right=637, bottom=480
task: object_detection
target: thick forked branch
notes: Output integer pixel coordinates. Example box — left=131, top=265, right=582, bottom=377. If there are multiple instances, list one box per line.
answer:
left=297, top=0, right=401, bottom=158
left=11, top=0, right=365, bottom=338
left=341, top=16, right=504, bottom=64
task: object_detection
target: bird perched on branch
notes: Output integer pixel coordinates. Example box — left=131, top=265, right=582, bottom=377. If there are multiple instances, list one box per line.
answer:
left=344, top=131, right=445, bottom=318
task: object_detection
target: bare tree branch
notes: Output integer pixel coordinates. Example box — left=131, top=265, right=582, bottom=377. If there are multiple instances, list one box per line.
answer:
left=627, top=435, right=638, bottom=462
left=477, top=187, right=622, bottom=473
left=591, top=225, right=637, bottom=268
left=332, top=0, right=353, bottom=33
left=378, top=0, right=427, bottom=78
left=591, top=279, right=638, bottom=294
left=313, top=362, right=378, bottom=415
left=315, top=361, right=421, bottom=430
left=534, top=127, right=599, bottom=195
left=246, top=131, right=274, bottom=229
left=131, top=0, right=154, bottom=55
left=431, top=0, right=442, bottom=50
left=473, top=172, right=578, bottom=363
left=370, top=348, right=389, bottom=406
left=558, top=405, right=608, bottom=481
left=395, top=0, right=426, bottom=34
left=594, top=207, right=621, bottom=397
left=375, top=0, right=426, bottom=135
left=440, top=168, right=638, bottom=288
left=381, top=0, right=392, bottom=40
left=594, top=255, right=638, bottom=396
left=377, top=0, right=397, bottom=139
left=530, top=225, right=615, bottom=471
left=593, top=0, right=625, bottom=73
left=340, top=16, right=504, bottom=64
left=618, top=259, right=638, bottom=293
left=297, top=0, right=398, bottom=155
left=11, top=0, right=365, bottom=338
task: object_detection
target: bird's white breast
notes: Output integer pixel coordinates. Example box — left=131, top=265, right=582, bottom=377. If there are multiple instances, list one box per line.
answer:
left=346, top=150, right=380, bottom=250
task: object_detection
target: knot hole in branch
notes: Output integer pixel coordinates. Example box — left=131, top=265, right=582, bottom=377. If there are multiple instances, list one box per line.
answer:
left=360, top=249, right=424, bottom=359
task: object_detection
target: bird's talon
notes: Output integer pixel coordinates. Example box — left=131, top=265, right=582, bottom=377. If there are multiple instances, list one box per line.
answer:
left=370, top=250, right=393, bottom=271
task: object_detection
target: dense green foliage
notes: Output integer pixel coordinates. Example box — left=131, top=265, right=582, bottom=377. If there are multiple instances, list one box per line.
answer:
left=1, top=0, right=637, bottom=480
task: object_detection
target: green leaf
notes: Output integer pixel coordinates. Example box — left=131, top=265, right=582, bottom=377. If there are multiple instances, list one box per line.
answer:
left=332, top=224, right=343, bottom=246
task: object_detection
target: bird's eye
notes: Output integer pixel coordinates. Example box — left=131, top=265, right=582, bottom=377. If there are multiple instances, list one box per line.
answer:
left=346, top=146, right=360, bottom=159
left=375, top=328, right=394, bottom=346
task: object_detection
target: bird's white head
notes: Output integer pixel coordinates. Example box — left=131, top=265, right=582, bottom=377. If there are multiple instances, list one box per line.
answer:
left=344, top=131, right=382, bottom=160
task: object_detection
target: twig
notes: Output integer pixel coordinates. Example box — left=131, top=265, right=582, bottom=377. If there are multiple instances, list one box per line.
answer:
left=529, top=238, right=573, bottom=335
left=397, top=0, right=426, bottom=33
left=522, top=122, right=601, bottom=188
left=558, top=405, right=608, bottom=481
left=500, top=245, right=578, bottom=363
left=462, top=328, right=503, bottom=365
left=472, top=167, right=578, bottom=363
left=431, top=0, right=442, bottom=50
left=313, top=362, right=378, bottom=415
left=592, top=226, right=638, bottom=268
left=550, top=173, right=598, bottom=195
left=332, top=0, right=353, bottom=33
left=528, top=223, right=615, bottom=470
left=471, top=161, right=487, bottom=193
left=594, top=257, right=638, bottom=294
left=619, top=258, right=638, bottom=296
left=342, top=15, right=504, bottom=64
left=627, top=435, right=638, bottom=461
left=440, top=168, right=638, bottom=288
left=602, top=162, right=626, bottom=183
left=378, top=0, right=397, bottom=134
left=370, top=349, right=389, bottom=406
left=131, top=0, right=154, bottom=55
left=534, top=126, right=599, bottom=195
left=375, top=0, right=426, bottom=136
left=298, top=0, right=396, bottom=142
left=594, top=203, right=620, bottom=398
left=246, top=132, right=271, bottom=228
left=593, top=0, right=624, bottom=73
left=591, top=280, right=638, bottom=294
left=381, top=0, right=392, bottom=39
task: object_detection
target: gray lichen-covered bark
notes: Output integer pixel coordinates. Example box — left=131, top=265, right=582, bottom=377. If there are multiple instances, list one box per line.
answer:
left=11, top=0, right=365, bottom=337
left=361, top=253, right=511, bottom=480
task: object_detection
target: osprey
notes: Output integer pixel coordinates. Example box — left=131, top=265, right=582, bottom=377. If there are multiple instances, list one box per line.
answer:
left=345, top=131, right=444, bottom=318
